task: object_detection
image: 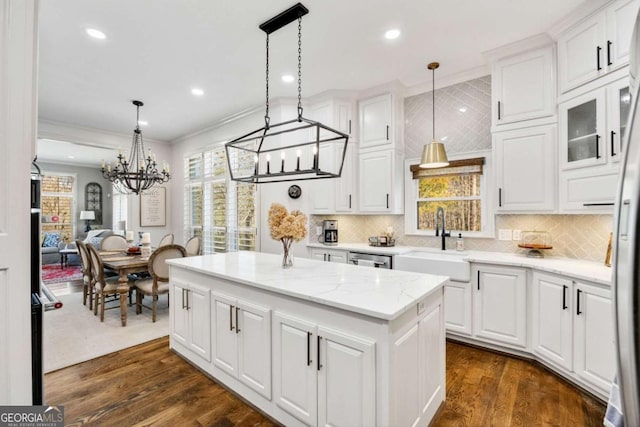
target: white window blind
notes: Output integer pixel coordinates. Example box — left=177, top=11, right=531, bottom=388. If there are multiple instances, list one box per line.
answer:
left=112, top=187, right=128, bottom=232
left=184, top=146, right=257, bottom=254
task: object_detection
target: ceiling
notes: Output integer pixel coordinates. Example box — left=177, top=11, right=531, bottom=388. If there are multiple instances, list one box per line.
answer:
left=38, top=0, right=591, bottom=155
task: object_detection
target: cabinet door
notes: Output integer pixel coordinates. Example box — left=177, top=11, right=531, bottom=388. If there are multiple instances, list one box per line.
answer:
left=392, top=322, right=421, bottom=427
left=559, top=88, right=607, bottom=169
left=237, top=300, right=272, bottom=399
left=574, top=282, right=616, bottom=394
left=310, top=249, right=328, bottom=262
left=273, top=312, right=317, bottom=425
left=312, top=143, right=337, bottom=213
left=327, top=250, right=347, bottom=264
left=171, top=283, right=189, bottom=347
left=335, top=142, right=356, bottom=212
left=317, top=326, right=376, bottom=427
left=495, top=125, right=556, bottom=212
left=559, top=167, right=618, bottom=212
left=608, top=77, right=631, bottom=163
left=444, top=281, right=472, bottom=336
left=531, top=272, right=573, bottom=371
left=359, top=149, right=392, bottom=212
left=474, top=265, right=527, bottom=348
left=359, top=93, right=392, bottom=150
left=558, top=13, right=606, bottom=92
left=188, top=283, right=211, bottom=362
left=419, top=300, right=445, bottom=422
left=606, top=0, right=640, bottom=71
left=212, top=292, right=237, bottom=375
left=493, top=46, right=555, bottom=125
left=336, top=100, right=355, bottom=138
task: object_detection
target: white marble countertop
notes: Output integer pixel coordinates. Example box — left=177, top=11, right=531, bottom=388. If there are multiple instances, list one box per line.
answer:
left=167, top=252, right=448, bottom=321
left=306, top=242, right=413, bottom=256
left=464, top=251, right=612, bottom=286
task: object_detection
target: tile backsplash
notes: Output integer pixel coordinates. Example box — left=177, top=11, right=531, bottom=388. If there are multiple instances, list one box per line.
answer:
left=310, top=214, right=613, bottom=263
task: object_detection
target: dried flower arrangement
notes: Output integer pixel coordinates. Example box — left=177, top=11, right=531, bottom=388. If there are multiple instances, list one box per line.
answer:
left=268, top=203, right=307, bottom=268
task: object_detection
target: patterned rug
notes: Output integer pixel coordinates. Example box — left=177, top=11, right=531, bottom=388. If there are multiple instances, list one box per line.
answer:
left=41, top=264, right=83, bottom=284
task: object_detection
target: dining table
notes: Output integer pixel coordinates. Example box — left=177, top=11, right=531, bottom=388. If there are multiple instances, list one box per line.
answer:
left=100, top=250, right=150, bottom=327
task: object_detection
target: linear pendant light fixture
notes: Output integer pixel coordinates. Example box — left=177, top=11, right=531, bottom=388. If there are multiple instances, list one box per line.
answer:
left=225, top=3, right=349, bottom=183
left=420, top=62, right=449, bottom=169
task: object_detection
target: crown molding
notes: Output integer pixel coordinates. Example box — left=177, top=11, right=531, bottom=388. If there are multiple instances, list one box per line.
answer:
left=403, top=65, right=490, bottom=98
left=482, top=33, right=554, bottom=64
left=547, top=0, right=610, bottom=40
left=38, top=119, right=169, bottom=147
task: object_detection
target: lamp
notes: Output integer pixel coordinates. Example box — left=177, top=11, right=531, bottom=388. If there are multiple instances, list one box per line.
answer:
left=80, top=210, right=95, bottom=232
left=100, top=100, right=170, bottom=194
left=225, top=3, right=349, bottom=183
left=420, top=62, right=449, bottom=169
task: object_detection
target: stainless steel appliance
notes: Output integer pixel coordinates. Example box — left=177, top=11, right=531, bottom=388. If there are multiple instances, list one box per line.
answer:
left=323, top=220, right=338, bottom=246
left=612, top=9, right=640, bottom=425
left=347, top=251, right=392, bottom=269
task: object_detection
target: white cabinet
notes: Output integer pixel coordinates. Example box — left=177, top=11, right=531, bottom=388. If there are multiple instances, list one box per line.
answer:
left=531, top=272, right=574, bottom=370
left=492, top=46, right=556, bottom=126
left=494, top=125, right=556, bottom=212
left=444, top=281, right=472, bottom=336
left=359, top=93, right=392, bottom=150
left=308, top=98, right=356, bottom=139
left=171, top=281, right=211, bottom=362
left=558, top=0, right=639, bottom=93
left=359, top=149, right=403, bottom=213
left=573, top=281, right=616, bottom=394
left=607, top=77, right=632, bottom=163
left=473, top=265, right=527, bottom=348
left=309, top=248, right=348, bottom=263
left=391, top=294, right=445, bottom=427
left=334, top=141, right=357, bottom=212
left=273, top=312, right=376, bottom=427
left=532, top=272, right=616, bottom=396
left=211, top=292, right=271, bottom=399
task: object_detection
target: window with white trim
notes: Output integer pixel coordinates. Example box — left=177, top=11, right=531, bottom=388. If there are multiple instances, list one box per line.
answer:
left=184, top=145, right=258, bottom=254
left=405, top=155, right=493, bottom=237
left=41, top=173, right=76, bottom=243
left=112, top=187, right=128, bottom=232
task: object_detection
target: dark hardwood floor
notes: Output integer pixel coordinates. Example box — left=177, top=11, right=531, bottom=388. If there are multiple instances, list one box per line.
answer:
left=45, top=337, right=606, bottom=426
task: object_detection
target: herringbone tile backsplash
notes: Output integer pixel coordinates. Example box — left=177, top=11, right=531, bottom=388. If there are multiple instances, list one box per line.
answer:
left=310, top=214, right=613, bottom=263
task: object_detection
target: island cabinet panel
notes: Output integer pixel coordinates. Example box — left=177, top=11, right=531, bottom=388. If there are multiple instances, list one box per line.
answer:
left=212, top=291, right=272, bottom=399
left=171, top=281, right=211, bottom=362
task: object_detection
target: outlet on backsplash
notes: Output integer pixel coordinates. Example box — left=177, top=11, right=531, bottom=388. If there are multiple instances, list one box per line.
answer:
left=512, top=230, right=522, bottom=241
left=498, top=229, right=512, bottom=241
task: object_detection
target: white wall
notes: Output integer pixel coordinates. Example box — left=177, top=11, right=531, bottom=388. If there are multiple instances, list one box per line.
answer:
left=169, top=99, right=316, bottom=258
left=38, top=121, right=174, bottom=246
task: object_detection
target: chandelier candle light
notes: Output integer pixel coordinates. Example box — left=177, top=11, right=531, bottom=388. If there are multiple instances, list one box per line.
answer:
left=268, top=203, right=307, bottom=268
left=225, top=3, right=349, bottom=183
left=100, top=100, right=170, bottom=194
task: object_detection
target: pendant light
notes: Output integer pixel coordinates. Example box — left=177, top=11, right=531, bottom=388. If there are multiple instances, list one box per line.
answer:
left=225, top=3, right=349, bottom=183
left=420, top=62, right=449, bottom=168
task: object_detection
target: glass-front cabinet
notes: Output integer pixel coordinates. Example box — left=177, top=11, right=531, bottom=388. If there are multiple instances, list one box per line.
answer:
left=559, top=88, right=607, bottom=169
left=608, top=78, right=631, bottom=163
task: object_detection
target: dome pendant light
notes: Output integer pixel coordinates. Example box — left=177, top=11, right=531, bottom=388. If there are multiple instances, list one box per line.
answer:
left=420, top=62, right=449, bottom=168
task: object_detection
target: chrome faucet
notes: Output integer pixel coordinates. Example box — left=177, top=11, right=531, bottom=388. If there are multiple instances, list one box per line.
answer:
left=435, top=207, right=450, bottom=250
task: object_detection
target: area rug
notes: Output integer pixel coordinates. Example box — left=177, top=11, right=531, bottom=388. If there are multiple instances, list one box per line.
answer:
left=41, top=264, right=83, bottom=284
left=43, top=292, right=169, bottom=373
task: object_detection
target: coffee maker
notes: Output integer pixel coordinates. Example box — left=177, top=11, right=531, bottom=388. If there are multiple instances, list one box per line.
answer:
left=323, top=220, right=338, bottom=246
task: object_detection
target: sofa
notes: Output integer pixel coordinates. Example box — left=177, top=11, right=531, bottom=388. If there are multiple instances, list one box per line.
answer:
left=41, top=229, right=113, bottom=265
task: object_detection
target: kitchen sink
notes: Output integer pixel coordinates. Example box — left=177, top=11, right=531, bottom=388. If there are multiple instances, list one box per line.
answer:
left=394, top=250, right=470, bottom=282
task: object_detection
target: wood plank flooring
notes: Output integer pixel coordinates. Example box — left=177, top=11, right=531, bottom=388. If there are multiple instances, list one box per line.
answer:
left=45, top=338, right=606, bottom=426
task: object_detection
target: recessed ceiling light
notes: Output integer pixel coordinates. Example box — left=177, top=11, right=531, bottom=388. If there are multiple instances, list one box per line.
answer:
left=441, top=136, right=448, bottom=141
left=191, top=88, right=204, bottom=96
left=281, top=74, right=295, bottom=83
left=85, top=28, right=106, bottom=40
left=459, top=107, right=467, bottom=113
left=384, top=29, right=401, bottom=40
left=67, top=155, right=75, bottom=159
left=138, top=120, right=148, bottom=126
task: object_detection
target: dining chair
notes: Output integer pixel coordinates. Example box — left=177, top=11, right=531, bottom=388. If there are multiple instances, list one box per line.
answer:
left=86, top=243, right=130, bottom=322
left=157, top=233, right=174, bottom=247
left=185, top=236, right=201, bottom=256
left=135, top=244, right=186, bottom=322
left=75, top=240, right=94, bottom=309
left=100, top=234, right=128, bottom=251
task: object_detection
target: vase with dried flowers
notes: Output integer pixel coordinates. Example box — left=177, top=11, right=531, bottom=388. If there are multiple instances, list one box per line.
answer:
left=268, top=203, right=307, bottom=268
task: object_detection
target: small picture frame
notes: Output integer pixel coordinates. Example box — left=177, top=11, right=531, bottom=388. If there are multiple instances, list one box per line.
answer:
left=378, top=236, right=388, bottom=246
left=604, top=232, right=613, bottom=267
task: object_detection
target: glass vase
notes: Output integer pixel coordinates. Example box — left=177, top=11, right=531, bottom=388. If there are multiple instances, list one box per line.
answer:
left=282, top=238, right=294, bottom=269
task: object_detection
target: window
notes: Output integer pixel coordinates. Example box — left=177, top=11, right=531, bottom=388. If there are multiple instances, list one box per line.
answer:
left=405, top=154, right=493, bottom=237
left=184, top=145, right=258, bottom=254
left=41, top=173, right=75, bottom=242
left=112, top=187, right=128, bottom=232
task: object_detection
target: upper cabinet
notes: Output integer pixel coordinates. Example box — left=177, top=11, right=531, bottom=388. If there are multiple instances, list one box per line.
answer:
left=308, top=97, right=357, bottom=140
left=558, top=0, right=639, bottom=93
left=359, top=93, right=393, bottom=150
left=492, top=46, right=556, bottom=127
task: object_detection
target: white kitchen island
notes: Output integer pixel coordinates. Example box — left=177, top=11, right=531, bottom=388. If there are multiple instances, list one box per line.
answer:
left=167, top=251, right=448, bottom=427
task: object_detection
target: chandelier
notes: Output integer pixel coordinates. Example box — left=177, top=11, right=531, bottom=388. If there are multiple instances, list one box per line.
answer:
left=225, top=3, right=349, bottom=183
left=100, top=100, right=170, bottom=194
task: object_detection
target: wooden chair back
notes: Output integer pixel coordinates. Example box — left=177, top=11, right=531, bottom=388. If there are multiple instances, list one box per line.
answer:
left=86, top=243, right=107, bottom=285
left=185, top=236, right=201, bottom=256
left=76, top=240, right=92, bottom=282
left=100, top=234, right=128, bottom=251
left=157, top=233, right=174, bottom=247
left=147, top=244, right=186, bottom=292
